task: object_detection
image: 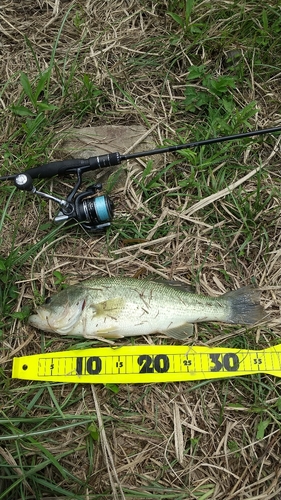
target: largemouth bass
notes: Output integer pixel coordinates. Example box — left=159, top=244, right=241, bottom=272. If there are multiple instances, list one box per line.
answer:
left=28, top=278, right=265, bottom=341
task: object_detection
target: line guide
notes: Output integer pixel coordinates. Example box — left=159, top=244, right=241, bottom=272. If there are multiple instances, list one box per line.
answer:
left=12, top=343, right=281, bottom=384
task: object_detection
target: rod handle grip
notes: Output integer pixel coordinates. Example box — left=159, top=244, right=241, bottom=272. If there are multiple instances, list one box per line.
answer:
left=23, top=153, right=122, bottom=179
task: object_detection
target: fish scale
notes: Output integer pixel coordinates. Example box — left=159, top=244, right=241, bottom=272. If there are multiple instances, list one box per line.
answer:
left=28, top=278, right=265, bottom=340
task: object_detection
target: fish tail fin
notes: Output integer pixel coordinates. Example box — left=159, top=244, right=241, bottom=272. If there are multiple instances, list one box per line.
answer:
left=224, top=285, right=266, bottom=325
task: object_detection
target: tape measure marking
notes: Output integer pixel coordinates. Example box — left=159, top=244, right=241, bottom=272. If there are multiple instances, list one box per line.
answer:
left=12, top=344, right=281, bottom=384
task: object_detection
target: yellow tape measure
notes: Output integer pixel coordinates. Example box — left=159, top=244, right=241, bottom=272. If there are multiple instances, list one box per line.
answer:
left=12, top=343, right=281, bottom=384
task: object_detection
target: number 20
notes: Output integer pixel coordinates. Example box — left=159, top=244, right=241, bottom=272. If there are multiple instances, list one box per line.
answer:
left=137, top=354, right=170, bottom=374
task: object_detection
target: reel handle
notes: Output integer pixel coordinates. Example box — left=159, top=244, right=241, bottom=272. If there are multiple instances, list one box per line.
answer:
left=14, top=173, right=71, bottom=209
left=14, top=173, right=34, bottom=191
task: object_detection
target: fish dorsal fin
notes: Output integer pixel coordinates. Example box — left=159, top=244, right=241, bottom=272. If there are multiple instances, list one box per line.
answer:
left=165, top=322, right=194, bottom=340
left=152, top=278, right=195, bottom=294
left=91, top=297, right=125, bottom=317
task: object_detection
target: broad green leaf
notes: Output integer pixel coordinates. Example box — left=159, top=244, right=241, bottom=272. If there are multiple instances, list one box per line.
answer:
left=104, top=383, right=119, bottom=394
left=167, top=12, right=185, bottom=29
left=187, top=65, right=206, bottom=80
left=0, top=259, right=6, bottom=271
left=35, top=69, right=51, bottom=100
left=10, top=105, right=35, bottom=117
left=37, top=102, right=57, bottom=112
left=88, top=422, right=99, bottom=441
left=20, top=72, right=36, bottom=107
left=53, top=270, right=66, bottom=285
left=256, top=419, right=270, bottom=440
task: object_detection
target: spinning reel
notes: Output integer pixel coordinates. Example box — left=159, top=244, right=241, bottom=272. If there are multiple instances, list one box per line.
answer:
left=1, top=125, right=281, bottom=232
left=13, top=169, right=114, bottom=232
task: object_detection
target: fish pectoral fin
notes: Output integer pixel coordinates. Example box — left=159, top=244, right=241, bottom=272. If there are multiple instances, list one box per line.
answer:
left=165, top=323, right=194, bottom=340
left=84, top=326, right=124, bottom=340
left=96, top=327, right=125, bottom=339
left=91, top=297, right=125, bottom=317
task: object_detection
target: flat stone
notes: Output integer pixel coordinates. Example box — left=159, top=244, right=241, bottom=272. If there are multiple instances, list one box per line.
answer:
left=61, top=125, right=159, bottom=191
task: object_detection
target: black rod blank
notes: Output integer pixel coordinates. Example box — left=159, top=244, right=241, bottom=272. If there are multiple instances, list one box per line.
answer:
left=123, top=125, right=281, bottom=161
left=1, top=125, right=281, bottom=182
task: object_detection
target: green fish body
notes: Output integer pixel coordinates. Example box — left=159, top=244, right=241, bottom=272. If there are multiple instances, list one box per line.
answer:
left=28, top=278, right=265, bottom=340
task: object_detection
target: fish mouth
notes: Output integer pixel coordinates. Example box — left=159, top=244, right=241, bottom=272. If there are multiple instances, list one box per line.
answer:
left=28, top=300, right=85, bottom=335
left=28, top=308, right=57, bottom=333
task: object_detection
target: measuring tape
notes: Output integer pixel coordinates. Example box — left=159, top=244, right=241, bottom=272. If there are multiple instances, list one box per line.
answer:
left=12, top=343, right=281, bottom=384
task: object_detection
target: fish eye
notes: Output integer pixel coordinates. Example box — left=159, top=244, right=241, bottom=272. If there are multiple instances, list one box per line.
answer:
left=45, top=297, right=52, bottom=305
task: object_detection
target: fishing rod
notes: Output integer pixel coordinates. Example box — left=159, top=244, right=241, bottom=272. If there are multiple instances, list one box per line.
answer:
left=1, top=125, right=281, bottom=232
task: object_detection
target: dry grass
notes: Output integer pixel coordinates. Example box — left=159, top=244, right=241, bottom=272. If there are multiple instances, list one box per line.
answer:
left=1, top=0, right=281, bottom=499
